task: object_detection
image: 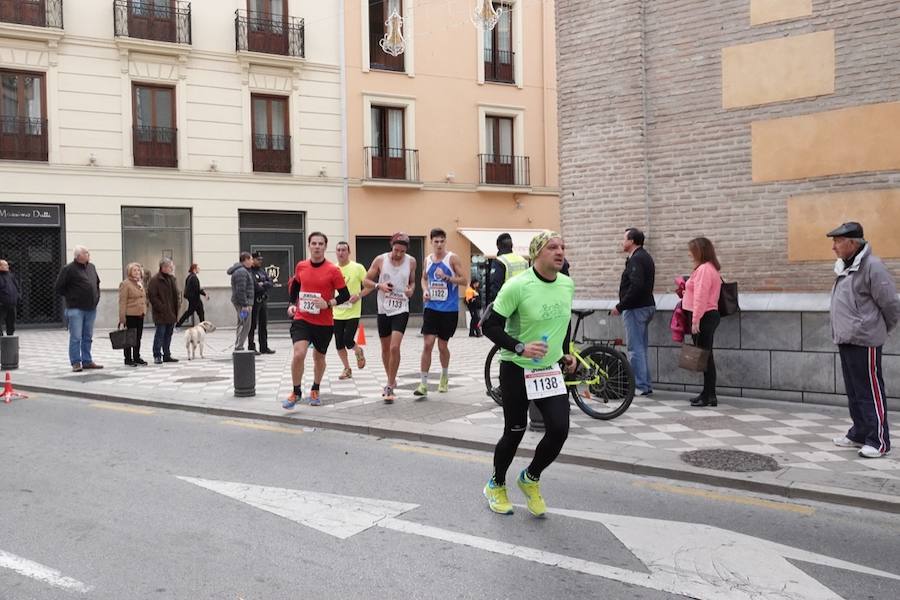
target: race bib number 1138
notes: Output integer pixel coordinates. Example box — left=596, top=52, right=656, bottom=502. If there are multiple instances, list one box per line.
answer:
left=524, top=365, right=565, bottom=400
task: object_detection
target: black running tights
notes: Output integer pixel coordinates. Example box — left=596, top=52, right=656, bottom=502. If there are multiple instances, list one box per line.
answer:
left=493, top=360, right=570, bottom=486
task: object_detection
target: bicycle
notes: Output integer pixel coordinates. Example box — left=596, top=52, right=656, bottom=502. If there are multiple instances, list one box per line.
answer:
left=483, top=309, right=636, bottom=419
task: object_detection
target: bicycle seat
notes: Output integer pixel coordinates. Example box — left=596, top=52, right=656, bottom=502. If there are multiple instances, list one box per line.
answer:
left=571, top=308, right=595, bottom=318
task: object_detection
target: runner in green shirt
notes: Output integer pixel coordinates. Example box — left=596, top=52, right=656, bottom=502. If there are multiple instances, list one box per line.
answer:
left=480, top=231, right=575, bottom=517
left=333, top=241, right=371, bottom=379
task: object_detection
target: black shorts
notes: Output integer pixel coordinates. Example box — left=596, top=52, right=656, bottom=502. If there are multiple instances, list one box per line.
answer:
left=421, top=308, right=458, bottom=341
left=333, top=318, right=359, bottom=351
left=377, top=312, right=409, bottom=338
left=290, top=319, right=333, bottom=354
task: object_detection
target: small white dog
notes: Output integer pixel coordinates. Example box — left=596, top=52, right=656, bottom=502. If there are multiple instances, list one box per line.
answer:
left=184, top=321, right=216, bottom=360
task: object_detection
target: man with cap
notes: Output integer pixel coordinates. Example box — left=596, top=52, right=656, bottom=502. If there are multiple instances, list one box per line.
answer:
left=486, top=232, right=528, bottom=305
left=248, top=251, right=275, bottom=355
left=363, top=232, right=417, bottom=403
left=827, top=221, right=899, bottom=458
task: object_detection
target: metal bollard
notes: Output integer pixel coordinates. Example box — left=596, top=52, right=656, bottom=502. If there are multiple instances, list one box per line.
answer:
left=233, top=350, right=256, bottom=397
left=0, top=335, right=19, bottom=370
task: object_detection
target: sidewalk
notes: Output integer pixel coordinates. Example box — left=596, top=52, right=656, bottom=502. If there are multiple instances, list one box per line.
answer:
left=4, top=325, right=899, bottom=513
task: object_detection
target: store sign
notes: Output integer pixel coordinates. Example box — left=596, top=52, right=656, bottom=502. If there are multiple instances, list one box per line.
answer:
left=0, top=204, right=61, bottom=227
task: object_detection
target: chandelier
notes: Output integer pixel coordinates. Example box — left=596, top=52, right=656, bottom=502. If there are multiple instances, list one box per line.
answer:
left=472, top=0, right=502, bottom=31
left=379, top=9, right=406, bottom=57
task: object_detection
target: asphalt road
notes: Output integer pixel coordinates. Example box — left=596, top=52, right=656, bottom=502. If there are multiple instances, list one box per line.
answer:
left=1, top=394, right=898, bottom=600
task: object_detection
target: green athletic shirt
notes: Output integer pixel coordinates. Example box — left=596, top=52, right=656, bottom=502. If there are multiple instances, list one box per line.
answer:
left=492, top=267, right=574, bottom=369
left=333, top=261, right=367, bottom=320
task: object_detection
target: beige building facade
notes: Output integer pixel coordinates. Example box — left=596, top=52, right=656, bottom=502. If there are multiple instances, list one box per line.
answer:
left=556, top=0, right=900, bottom=402
left=1, top=0, right=344, bottom=328
left=344, top=0, right=560, bottom=316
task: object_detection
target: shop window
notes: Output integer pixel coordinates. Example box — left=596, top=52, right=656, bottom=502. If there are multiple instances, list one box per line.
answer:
left=121, top=207, right=191, bottom=282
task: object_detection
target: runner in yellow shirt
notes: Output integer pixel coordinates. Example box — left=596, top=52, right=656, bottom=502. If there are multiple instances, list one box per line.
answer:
left=333, top=241, right=371, bottom=379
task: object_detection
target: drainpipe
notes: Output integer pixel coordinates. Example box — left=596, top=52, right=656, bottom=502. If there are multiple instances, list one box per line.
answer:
left=640, top=0, right=652, bottom=249
left=339, top=0, right=350, bottom=243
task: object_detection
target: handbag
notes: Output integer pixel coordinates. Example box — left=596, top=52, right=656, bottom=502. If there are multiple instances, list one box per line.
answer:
left=718, top=278, right=739, bottom=317
left=678, top=343, right=710, bottom=372
left=109, top=328, right=137, bottom=350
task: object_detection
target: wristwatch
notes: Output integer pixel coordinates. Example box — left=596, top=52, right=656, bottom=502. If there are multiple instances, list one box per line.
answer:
left=514, top=342, right=526, bottom=356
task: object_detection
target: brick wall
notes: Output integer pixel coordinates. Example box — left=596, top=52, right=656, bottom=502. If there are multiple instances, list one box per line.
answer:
left=556, top=0, right=900, bottom=298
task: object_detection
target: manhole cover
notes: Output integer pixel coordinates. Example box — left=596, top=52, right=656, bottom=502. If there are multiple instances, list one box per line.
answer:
left=680, top=449, right=780, bottom=472
left=176, top=376, right=230, bottom=383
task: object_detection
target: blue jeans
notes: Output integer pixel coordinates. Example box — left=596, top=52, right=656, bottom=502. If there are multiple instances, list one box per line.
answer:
left=153, top=324, right=175, bottom=360
left=622, top=306, right=656, bottom=392
left=65, top=308, right=97, bottom=365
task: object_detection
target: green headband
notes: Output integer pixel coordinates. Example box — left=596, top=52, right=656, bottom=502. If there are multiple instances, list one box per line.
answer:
left=529, top=230, right=561, bottom=260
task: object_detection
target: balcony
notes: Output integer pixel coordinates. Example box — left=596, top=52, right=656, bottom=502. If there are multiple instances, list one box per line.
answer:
left=0, top=0, right=62, bottom=29
left=364, top=147, right=419, bottom=185
left=484, top=49, right=514, bottom=84
left=368, top=29, right=403, bottom=72
left=0, top=117, right=48, bottom=162
left=133, top=126, right=177, bottom=168
left=253, top=133, right=291, bottom=173
left=235, top=9, right=303, bottom=59
left=113, top=0, right=191, bottom=45
left=478, top=154, right=530, bottom=187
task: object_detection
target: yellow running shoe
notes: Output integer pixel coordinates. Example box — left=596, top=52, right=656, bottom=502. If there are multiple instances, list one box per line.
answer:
left=438, top=374, right=449, bottom=393
left=517, top=469, right=547, bottom=517
left=413, top=383, right=428, bottom=397
left=483, top=479, right=513, bottom=515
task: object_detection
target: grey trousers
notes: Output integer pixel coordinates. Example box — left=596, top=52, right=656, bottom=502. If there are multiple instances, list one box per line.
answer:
left=234, top=303, right=251, bottom=350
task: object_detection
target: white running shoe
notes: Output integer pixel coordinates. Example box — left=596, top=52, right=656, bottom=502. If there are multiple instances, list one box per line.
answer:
left=832, top=436, right=863, bottom=448
left=858, top=445, right=891, bottom=459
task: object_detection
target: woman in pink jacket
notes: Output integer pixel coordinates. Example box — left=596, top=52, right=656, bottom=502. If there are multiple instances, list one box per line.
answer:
left=683, top=237, right=722, bottom=406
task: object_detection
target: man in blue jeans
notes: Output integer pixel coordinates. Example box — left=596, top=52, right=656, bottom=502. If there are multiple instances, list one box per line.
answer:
left=55, top=245, right=103, bottom=372
left=611, top=228, right=656, bottom=395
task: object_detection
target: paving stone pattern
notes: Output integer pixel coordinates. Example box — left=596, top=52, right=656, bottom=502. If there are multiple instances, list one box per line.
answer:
left=5, top=327, right=899, bottom=489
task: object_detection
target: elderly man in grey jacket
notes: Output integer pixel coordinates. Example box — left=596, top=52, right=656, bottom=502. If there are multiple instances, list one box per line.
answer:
left=828, top=222, right=900, bottom=458
left=227, top=252, right=255, bottom=351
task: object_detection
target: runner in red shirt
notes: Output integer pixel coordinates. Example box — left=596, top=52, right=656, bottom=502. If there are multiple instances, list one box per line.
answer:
left=283, top=232, right=349, bottom=408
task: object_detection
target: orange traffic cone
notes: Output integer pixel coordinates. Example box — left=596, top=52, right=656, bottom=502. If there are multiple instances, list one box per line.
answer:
left=356, top=322, right=367, bottom=347
left=2, top=371, right=27, bottom=404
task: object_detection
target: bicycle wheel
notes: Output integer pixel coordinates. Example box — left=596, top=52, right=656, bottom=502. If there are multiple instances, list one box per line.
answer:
left=483, top=344, right=503, bottom=406
left=569, top=345, right=635, bottom=419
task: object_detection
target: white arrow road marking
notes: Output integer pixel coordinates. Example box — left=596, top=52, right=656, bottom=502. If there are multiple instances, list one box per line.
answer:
left=0, top=549, right=92, bottom=594
left=179, top=477, right=900, bottom=600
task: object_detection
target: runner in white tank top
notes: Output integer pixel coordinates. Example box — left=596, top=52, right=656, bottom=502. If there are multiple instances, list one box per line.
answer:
left=363, top=233, right=418, bottom=403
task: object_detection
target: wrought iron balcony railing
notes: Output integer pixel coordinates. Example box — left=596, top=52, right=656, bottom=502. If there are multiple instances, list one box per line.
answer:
left=364, top=147, right=419, bottom=182
left=235, top=9, right=304, bottom=58
left=113, top=0, right=191, bottom=45
left=133, top=126, right=177, bottom=167
left=0, top=117, right=48, bottom=161
left=478, top=153, right=530, bottom=186
left=0, top=0, right=63, bottom=28
left=484, top=48, right=514, bottom=83
left=253, top=133, right=291, bottom=173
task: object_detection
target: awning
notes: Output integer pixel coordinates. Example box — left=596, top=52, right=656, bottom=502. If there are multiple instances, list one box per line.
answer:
left=457, top=228, right=546, bottom=259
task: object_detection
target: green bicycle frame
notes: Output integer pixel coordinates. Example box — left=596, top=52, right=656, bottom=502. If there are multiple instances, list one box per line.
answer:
left=564, top=342, right=606, bottom=387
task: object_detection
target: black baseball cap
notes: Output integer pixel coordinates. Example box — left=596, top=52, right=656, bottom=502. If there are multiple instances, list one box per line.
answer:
left=251, top=251, right=264, bottom=259
left=825, top=222, right=864, bottom=239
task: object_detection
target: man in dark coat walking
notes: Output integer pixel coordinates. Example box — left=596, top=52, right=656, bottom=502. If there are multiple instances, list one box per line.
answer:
left=0, top=259, right=19, bottom=336
left=148, top=258, right=181, bottom=364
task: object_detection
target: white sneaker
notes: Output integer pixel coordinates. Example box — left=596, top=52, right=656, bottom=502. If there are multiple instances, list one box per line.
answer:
left=832, top=436, right=863, bottom=448
left=858, top=445, right=891, bottom=459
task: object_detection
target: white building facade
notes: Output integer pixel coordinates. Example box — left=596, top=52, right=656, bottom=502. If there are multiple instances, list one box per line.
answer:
left=0, top=0, right=345, bottom=327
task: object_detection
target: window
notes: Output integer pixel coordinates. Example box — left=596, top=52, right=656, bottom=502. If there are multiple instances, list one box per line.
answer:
left=0, top=0, right=47, bottom=28
left=132, top=84, right=177, bottom=167
left=369, top=0, right=404, bottom=72
left=484, top=115, right=513, bottom=183
left=484, top=3, right=513, bottom=83
left=0, top=70, right=47, bottom=162
left=251, top=94, right=291, bottom=173
left=114, top=0, right=192, bottom=45
left=121, top=207, right=191, bottom=287
left=369, top=105, right=406, bottom=179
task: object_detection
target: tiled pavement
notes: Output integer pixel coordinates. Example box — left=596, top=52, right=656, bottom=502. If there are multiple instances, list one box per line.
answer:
left=4, top=324, right=899, bottom=511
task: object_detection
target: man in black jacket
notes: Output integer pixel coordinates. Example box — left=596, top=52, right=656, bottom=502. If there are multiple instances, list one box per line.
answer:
left=0, top=259, right=20, bottom=336
left=248, top=251, right=275, bottom=355
left=55, top=245, right=103, bottom=372
left=611, top=228, right=656, bottom=395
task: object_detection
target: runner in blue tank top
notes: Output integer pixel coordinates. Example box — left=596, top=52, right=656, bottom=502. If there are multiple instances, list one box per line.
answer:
left=415, top=228, right=468, bottom=397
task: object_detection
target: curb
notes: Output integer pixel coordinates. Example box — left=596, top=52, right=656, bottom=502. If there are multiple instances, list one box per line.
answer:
left=14, top=382, right=899, bottom=515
